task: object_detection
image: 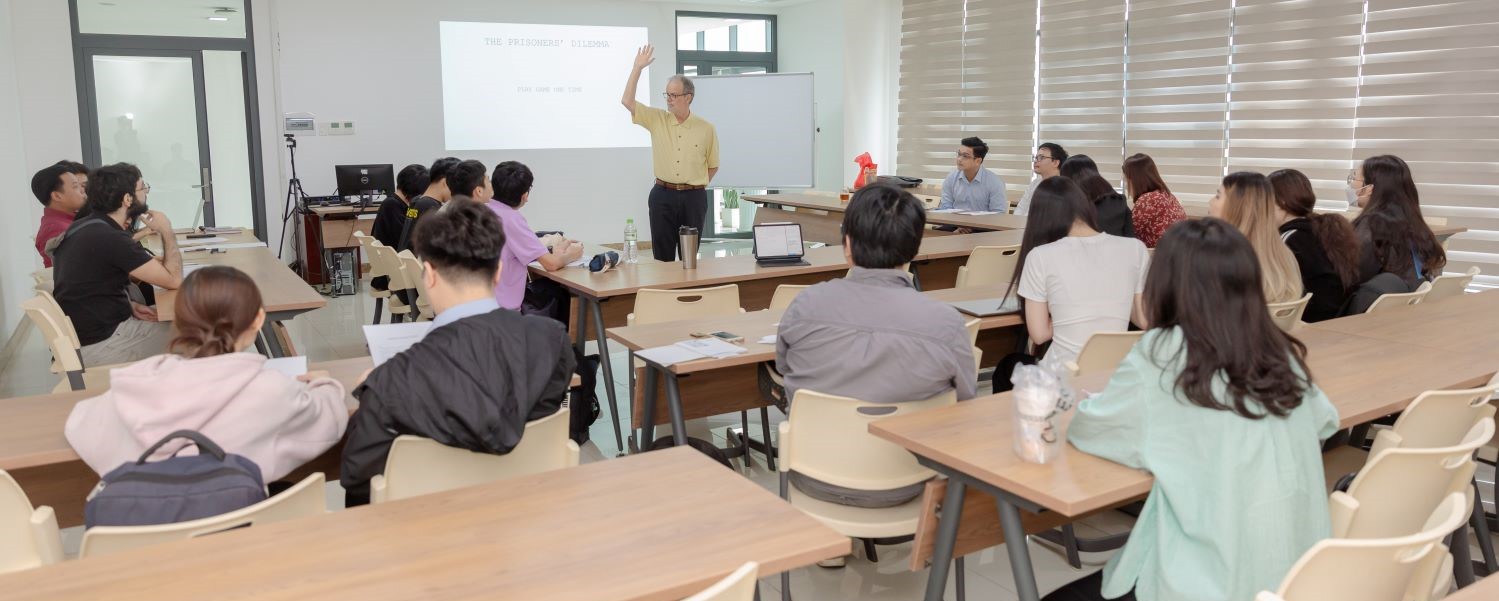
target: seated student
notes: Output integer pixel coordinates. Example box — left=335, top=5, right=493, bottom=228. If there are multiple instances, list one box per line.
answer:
left=395, top=156, right=460, bottom=251
left=32, top=162, right=87, bottom=267
left=371, top=163, right=429, bottom=249
left=340, top=201, right=576, bottom=506
left=1209, top=172, right=1304, bottom=304
left=65, top=266, right=347, bottom=482
left=442, top=159, right=491, bottom=207
left=1060, top=155, right=1135, bottom=238
left=1014, top=177, right=1148, bottom=377
left=1120, top=153, right=1186, bottom=248
left=776, top=184, right=976, bottom=511
left=53, top=163, right=182, bottom=366
left=1048, top=218, right=1339, bottom=601
left=1346, top=155, right=1446, bottom=312
left=486, top=161, right=584, bottom=311
left=938, top=136, right=1006, bottom=233
left=1269, top=169, right=1361, bottom=321
left=1015, top=142, right=1067, bottom=216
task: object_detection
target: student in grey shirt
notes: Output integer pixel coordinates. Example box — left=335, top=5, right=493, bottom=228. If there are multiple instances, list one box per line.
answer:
left=938, top=137, right=1008, bottom=221
left=775, top=184, right=976, bottom=512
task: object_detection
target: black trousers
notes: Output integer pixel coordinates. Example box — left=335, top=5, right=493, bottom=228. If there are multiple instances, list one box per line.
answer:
left=1043, top=571, right=1136, bottom=601
left=647, top=184, right=708, bottom=262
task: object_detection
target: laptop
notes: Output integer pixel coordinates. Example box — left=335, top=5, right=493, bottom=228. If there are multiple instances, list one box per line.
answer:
left=949, top=297, right=1021, bottom=317
left=753, top=223, right=811, bottom=267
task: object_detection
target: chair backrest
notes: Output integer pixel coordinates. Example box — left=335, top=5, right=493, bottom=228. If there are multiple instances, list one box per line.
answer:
left=1331, top=417, right=1492, bottom=540
left=683, top=561, right=759, bottom=601
left=371, top=409, right=579, bottom=503
left=0, top=470, right=62, bottom=575
left=78, top=472, right=327, bottom=559
left=768, top=284, right=811, bottom=312
left=963, top=318, right=980, bottom=346
left=630, top=284, right=743, bottom=325
left=954, top=245, right=1020, bottom=289
left=22, top=295, right=81, bottom=373
left=354, top=232, right=390, bottom=279
left=30, top=268, right=53, bottom=294
left=1267, top=293, right=1312, bottom=332
left=367, top=243, right=412, bottom=292
left=1371, top=376, right=1499, bottom=456
left=1365, top=281, right=1432, bottom=313
left=1423, top=266, right=1479, bottom=303
left=1068, top=331, right=1144, bottom=377
left=397, top=251, right=433, bottom=319
left=1264, top=492, right=1466, bottom=601
left=780, top=389, right=957, bottom=491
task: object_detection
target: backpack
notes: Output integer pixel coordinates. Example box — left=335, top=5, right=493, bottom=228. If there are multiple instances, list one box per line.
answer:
left=568, top=350, right=602, bottom=444
left=85, top=430, right=267, bottom=528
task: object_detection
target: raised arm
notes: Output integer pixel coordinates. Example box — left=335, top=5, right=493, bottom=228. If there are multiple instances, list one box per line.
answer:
left=128, top=210, right=183, bottom=290
left=621, top=44, right=655, bottom=114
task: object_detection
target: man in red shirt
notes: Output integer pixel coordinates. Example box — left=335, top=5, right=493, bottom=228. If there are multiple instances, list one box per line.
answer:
left=32, top=160, right=89, bottom=267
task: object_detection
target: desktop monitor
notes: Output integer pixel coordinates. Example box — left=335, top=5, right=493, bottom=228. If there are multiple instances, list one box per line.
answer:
left=334, top=163, right=395, bottom=196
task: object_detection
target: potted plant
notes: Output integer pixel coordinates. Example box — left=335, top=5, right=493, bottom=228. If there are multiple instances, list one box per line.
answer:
left=721, top=189, right=739, bottom=229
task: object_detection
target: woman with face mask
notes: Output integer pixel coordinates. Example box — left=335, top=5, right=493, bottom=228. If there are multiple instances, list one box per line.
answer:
left=1346, top=156, right=1446, bottom=313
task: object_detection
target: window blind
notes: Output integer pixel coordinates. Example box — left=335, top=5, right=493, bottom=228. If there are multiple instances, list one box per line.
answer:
left=1038, top=0, right=1127, bottom=180
left=897, top=0, right=967, bottom=181
left=962, top=0, right=1040, bottom=197
left=1356, top=0, right=1499, bottom=284
left=1124, top=0, right=1232, bottom=206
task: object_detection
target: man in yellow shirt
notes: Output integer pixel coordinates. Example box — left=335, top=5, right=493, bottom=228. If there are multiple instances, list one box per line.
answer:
left=621, top=44, right=720, bottom=261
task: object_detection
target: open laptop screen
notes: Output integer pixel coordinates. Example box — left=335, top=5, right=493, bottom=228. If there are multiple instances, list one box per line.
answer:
left=753, top=223, right=806, bottom=259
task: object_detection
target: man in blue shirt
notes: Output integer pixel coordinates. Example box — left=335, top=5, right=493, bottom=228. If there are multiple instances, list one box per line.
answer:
left=937, top=137, right=1007, bottom=233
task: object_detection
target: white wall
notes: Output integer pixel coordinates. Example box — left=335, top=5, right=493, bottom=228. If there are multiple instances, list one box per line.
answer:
left=778, top=0, right=844, bottom=191
left=264, top=0, right=776, bottom=247
left=842, top=0, right=899, bottom=187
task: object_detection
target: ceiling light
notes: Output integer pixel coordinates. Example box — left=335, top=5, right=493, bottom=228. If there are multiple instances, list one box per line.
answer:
left=207, top=16, right=228, bottom=21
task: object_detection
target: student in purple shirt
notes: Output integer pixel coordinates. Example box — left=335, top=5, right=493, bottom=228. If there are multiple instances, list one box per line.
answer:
left=484, top=161, right=583, bottom=311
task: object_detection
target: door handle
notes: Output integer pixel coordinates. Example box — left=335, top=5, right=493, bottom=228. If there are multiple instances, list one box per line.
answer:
left=195, top=167, right=213, bottom=204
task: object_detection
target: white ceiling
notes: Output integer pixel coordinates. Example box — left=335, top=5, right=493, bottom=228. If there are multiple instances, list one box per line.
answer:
left=77, top=0, right=247, bottom=38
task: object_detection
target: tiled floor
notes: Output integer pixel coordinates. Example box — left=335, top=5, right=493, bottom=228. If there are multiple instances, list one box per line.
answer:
left=4, top=255, right=1498, bottom=599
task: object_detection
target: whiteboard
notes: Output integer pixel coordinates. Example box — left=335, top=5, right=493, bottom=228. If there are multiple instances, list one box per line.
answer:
left=687, top=72, right=814, bottom=189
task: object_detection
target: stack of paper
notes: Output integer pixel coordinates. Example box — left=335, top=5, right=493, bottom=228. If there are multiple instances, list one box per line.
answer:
left=262, top=356, right=308, bottom=378
left=929, top=208, right=961, bottom=214
left=636, top=337, right=749, bottom=367
left=362, top=322, right=434, bottom=366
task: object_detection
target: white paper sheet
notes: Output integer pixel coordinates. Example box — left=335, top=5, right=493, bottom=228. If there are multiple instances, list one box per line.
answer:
left=177, top=236, right=229, bottom=246
left=262, top=356, right=308, bottom=378
left=928, top=208, right=961, bottom=214
left=362, top=322, right=434, bottom=366
left=676, top=337, right=748, bottom=358
left=635, top=344, right=711, bottom=367
left=959, top=210, right=1001, bottom=216
left=757, top=335, right=777, bottom=345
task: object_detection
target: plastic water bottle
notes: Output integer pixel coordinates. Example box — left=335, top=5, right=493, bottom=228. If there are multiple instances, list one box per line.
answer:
left=623, top=218, right=639, bottom=264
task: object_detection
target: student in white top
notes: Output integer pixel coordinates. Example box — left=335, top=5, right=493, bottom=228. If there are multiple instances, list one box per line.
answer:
left=1014, top=177, right=1149, bottom=375
left=1013, top=142, right=1068, bottom=216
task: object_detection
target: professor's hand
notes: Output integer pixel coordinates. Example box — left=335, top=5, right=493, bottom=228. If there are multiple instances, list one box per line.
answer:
left=633, top=45, right=655, bottom=71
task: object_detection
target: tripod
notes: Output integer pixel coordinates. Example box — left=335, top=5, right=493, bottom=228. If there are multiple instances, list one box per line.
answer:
left=277, top=133, right=310, bottom=265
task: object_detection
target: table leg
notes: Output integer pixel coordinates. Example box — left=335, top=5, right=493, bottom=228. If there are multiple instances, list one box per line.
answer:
left=640, top=366, right=659, bottom=451
left=665, top=370, right=689, bottom=446
left=923, top=478, right=966, bottom=601
left=588, top=298, right=623, bottom=451
left=996, top=493, right=1042, bottom=601
left=573, top=295, right=587, bottom=355
left=259, top=320, right=287, bottom=358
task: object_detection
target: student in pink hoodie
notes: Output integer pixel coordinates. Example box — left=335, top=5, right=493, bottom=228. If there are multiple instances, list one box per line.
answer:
left=65, top=266, right=348, bottom=483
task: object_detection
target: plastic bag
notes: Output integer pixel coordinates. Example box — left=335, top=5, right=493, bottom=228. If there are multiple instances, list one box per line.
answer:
left=853, top=153, right=877, bottom=189
left=1010, top=364, right=1075, bottom=464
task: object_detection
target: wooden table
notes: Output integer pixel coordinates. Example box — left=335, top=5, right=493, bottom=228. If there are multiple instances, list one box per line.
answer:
left=0, top=447, right=848, bottom=601
left=870, top=326, right=1499, bottom=601
left=148, top=232, right=326, bottom=358
left=531, top=230, right=1025, bottom=452
left=0, top=357, right=371, bottom=528
left=607, top=287, right=1024, bottom=454
left=301, top=205, right=379, bottom=286
left=1445, top=572, right=1499, bottom=601
left=1305, top=290, right=1499, bottom=361
left=745, top=192, right=1030, bottom=233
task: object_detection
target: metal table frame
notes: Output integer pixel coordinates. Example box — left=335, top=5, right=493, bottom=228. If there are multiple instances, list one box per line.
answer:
left=915, top=455, right=1053, bottom=601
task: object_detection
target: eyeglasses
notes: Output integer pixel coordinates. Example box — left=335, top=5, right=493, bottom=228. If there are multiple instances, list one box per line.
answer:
left=956, top=152, right=975, bottom=160
left=1032, top=155, right=1054, bottom=162
left=1346, top=169, right=1360, bottom=185
left=662, top=92, right=692, bottom=100
left=136, top=183, right=151, bottom=193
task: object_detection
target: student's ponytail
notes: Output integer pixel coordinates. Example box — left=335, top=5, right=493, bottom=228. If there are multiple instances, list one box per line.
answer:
left=1268, top=169, right=1362, bottom=289
left=169, top=266, right=264, bottom=359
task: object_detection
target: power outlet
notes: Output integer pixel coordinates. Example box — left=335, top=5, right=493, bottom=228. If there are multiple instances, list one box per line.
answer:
left=319, top=120, right=356, bottom=136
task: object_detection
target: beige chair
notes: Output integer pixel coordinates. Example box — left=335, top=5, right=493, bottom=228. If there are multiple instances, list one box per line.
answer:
left=768, top=284, right=810, bottom=312
left=22, top=294, right=84, bottom=389
left=1256, top=493, right=1467, bottom=601
left=684, top=561, right=759, bottom=601
left=370, top=409, right=578, bottom=503
left=79, top=472, right=327, bottom=558
left=1325, top=376, right=1499, bottom=490
left=354, top=231, right=396, bottom=324
left=627, top=284, right=746, bottom=454
left=0, top=470, right=62, bottom=575
left=954, top=244, right=1020, bottom=289
left=1365, top=281, right=1432, bottom=314
left=397, top=250, right=434, bottom=321
left=1330, top=417, right=1492, bottom=541
left=1064, top=331, right=1145, bottom=377
left=777, top=389, right=957, bottom=596
left=963, top=318, right=980, bottom=346
left=1424, top=266, right=1479, bottom=303
left=1268, top=293, right=1312, bottom=332
left=30, top=268, right=52, bottom=293
left=366, top=242, right=414, bottom=322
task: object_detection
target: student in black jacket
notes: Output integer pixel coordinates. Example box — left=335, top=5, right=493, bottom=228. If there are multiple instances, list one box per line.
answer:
left=1060, top=155, right=1135, bottom=239
left=369, top=164, right=430, bottom=294
left=341, top=202, right=577, bottom=506
left=395, top=156, right=462, bottom=252
left=1268, top=169, right=1361, bottom=321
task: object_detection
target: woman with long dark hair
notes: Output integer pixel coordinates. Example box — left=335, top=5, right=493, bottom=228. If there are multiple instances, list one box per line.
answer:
left=1047, top=218, right=1339, bottom=601
left=1060, top=154, right=1135, bottom=238
left=1268, top=169, right=1361, bottom=321
left=1349, top=155, right=1446, bottom=292
left=1121, top=153, right=1187, bottom=248
left=1009, top=176, right=1148, bottom=377
left=65, top=266, right=348, bottom=482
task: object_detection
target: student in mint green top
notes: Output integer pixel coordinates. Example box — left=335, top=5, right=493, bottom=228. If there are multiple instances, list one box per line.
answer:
left=1046, top=218, right=1340, bottom=601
